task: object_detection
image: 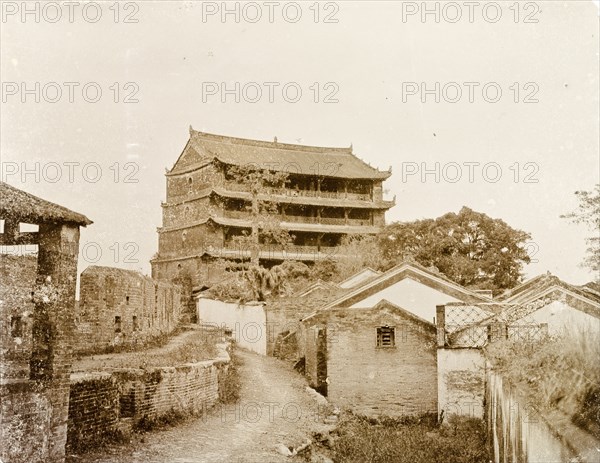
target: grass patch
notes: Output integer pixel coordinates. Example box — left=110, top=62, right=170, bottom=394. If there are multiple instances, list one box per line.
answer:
left=133, top=409, right=188, bottom=433
left=485, top=328, right=600, bottom=437
left=329, top=413, right=490, bottom=463
left=75, top=329, right=220, bottom=371
left=74, top=325, right=188, bottom=357
left=219, top=347, right=242, bottom=404
left=66, top=428, right=129, bottom=455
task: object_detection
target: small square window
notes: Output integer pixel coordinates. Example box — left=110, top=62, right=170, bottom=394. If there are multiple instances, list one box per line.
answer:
left=11, top=316, right=23, bottom=338
left=377, top=326, right=395, bottom=348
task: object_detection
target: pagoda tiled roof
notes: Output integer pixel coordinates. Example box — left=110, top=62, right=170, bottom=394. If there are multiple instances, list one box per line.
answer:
left=170, top=129, right=391, bottom=180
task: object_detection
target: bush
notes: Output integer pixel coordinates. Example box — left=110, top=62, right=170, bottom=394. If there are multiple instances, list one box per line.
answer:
left=219, top=347, right=242, bottom=404
left=134, top=409, right=187, bottom=433
left=330, top=413, right=490, bottom=463
left=485, top=328, right=600, bottom=436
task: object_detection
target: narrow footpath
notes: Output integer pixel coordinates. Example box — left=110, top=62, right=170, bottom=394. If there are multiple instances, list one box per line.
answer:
left=68, top=350, right=334, bottom=463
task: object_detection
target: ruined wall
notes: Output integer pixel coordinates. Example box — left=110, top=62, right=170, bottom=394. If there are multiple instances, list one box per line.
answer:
left=66, top=343, right=230, bottom=450
left=75, top=266, right=182, bottom=353
left=66, top=373, right=119, bottom=450
left=325, top=308, right=438, bottom=417
left=0, top=382, right=54, bottom=462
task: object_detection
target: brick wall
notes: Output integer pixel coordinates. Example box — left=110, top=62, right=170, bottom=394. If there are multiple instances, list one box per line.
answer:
left=66, top=373, right=119, bottom=449
left=0, top=255, right=36, bottom=381
left=266, top=288, right=343, bottom=359
left=66, top=343, right=230, bottom=450
left=0, top=381, right=52, bottom=463
left=75, top=266, right=182, bottom=354
left=314, top=305, right=438, bottom=417
left=165, top=161, right=222, bottom=203
left=1, top=223, right=83, bottom=463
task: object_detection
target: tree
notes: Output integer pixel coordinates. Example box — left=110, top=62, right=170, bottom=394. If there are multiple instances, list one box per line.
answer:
left=332, top=234, right=382, bottom=281
left=561, top=185, right=600, bottom=279
left=377, top=207, right=532, bottom=293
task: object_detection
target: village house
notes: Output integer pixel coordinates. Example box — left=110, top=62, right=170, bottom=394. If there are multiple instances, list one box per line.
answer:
left=496, top=272, right=600, bottom=336
left=151, top=128, right=395, bottom=289
left=298, top=261, right=492, bottom=407
left=306, top=260, right=493, bottom=325
left=0, top=181, right=91, bottom=463
left=305, top=300, right=438, bottom=417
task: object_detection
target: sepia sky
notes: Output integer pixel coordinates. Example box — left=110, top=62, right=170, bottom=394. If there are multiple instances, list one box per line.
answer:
left=1, top=1, right=598, bottom=285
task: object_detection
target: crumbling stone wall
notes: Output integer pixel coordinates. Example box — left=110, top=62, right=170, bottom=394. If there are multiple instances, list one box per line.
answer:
left=66, top=343, right=230, bottom=450
left=75, top=266, right=182, bottom=353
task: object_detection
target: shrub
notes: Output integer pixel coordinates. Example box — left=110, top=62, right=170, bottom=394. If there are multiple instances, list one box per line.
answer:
left=485, top=328, right=600, bottom=437
left=330, top=413, right=490, bottom=463
left=134, top=409, right=187, bottom=433
left=219, top=347, right=242, bottom=404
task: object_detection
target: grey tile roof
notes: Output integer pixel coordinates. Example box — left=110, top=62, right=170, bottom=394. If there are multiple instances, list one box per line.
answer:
left=171, top=129, right=392, bottom=180
left=0, top=181, right=92, bottom=226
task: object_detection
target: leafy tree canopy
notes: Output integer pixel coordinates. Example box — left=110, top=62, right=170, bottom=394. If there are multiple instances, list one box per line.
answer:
left=335, top=207, right=532, bottom=294
left=561, top=184, right=600, bottom=279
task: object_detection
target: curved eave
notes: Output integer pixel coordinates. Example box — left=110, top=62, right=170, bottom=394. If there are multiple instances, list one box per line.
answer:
left=166, top=158, right=214, bottom=177
left=157, top=216, right=380, bottom=234
left=167, top=158, right=391, bottom=181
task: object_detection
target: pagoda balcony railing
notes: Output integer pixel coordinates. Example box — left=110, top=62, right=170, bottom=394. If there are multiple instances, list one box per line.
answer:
left=222, top=209, right=249, bottom=220
left=222, top=181, right=372, bottom=201
left=221, top=209, right=372, bottom=226
left=221, top=242, right=340, bottom=258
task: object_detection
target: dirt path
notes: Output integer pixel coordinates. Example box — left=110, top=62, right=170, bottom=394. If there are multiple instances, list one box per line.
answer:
left=68, top=350, right=333, bottom=463
left=72, top=327, right=212, bottom=373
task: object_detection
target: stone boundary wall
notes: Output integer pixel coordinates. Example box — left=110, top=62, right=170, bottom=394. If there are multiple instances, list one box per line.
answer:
left=75, top=266, right=183, bottom=354
left=437, top=348, right=486, bottom=420
left=66, top=342, right=230, bottom=450
left=486, top=369, right=599, bottom=463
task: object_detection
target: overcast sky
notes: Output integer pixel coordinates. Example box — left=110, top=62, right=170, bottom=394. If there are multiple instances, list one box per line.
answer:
left=1, top=1, right=598, bottom=285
